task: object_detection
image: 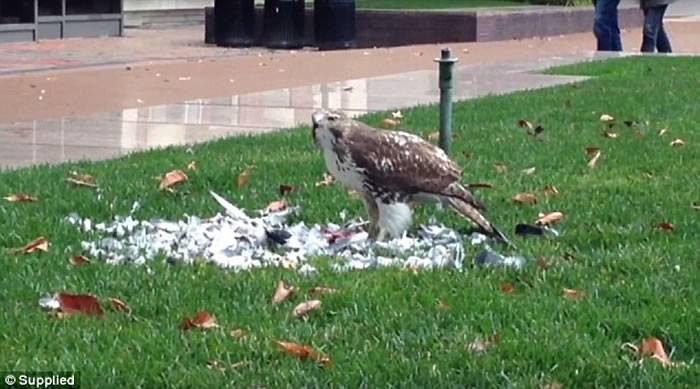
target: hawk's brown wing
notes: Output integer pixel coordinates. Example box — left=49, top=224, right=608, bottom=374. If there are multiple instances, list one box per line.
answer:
left=343, top=121, right=484, bottom=209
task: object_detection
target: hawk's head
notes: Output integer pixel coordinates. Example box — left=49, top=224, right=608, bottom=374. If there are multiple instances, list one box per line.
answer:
left=311, top=110, right=349, bottom=146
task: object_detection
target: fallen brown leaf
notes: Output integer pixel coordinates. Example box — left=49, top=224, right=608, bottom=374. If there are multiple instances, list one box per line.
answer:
left=272, top=280, right=295, bottom=305
left=436, top=299, right=451, bottom=310
left=69, top=255, right=91, bottom=266
left=109, top=297, right=132, bottom=314
left=587, top=149, right=602, bottom=169
left=264, top=199, right=288, bottom=213
left=466, top=333, right=500, bottom=353
left=292, top=300, right=322, bottom=318
left=657, top=222, right=674, bottom=231
left=380, top=118, right=400, bottom=128
left=500, top=282, right=514, bottom=294
left=670, top=138, right=686, bottom=147
left=236, top=166, right=254, bottom=188
left=4, top=194, right=37, bottom=202
left=279, top=184, right=296, bottom=196
left=542, top=185, right=560, bottom=196
left=537, top=256, right=548, bottom=270
left=638, top=337, right=673, bottom=367
left=512, top=193, right=538, bottom=204
left=17, top=236, right=49, bottom=254
left=494, top=163, right=507, bottom=173
left=603, top=131, right=619, bottom=139
left=562, top=288, right=584, bottom=300
left=66, top=172, right=97, bottom=188
left=57, top=293, right=104, bottom=316
left=308, top=286, right=337, bottom=296
left=517, top=119, right=534, bottom=130
left=536, top=211, right=564, bottom=225
left=159, top=169, right=188, bottom=191
left=315, top=172, right=335, bottom=187
left=276, top=341, right=331, bottom=367
left=181, top=310, right=220, bottom=330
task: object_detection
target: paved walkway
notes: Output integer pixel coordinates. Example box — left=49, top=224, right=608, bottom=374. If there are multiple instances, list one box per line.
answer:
left=1, top=15, right=699, bottom=170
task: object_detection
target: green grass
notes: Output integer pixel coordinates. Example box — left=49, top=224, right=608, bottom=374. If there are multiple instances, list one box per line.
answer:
left=357, top=0, right=525, bottom=9
left=1, top=57, right=700, bottom=387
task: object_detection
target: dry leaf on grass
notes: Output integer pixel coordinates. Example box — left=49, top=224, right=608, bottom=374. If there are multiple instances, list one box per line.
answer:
left=292, top=300, right=322, bottom=318
left=562, top=288, right=584, bottom=300
left=315, top=172, right=335, bottom=187
left=500, top=282, right=514, bottom=294
left=272, top=280, right=295, bottom=305
left=536, top=211, right=564, bottom=225
left=599, top=114, right=615, bottom=124
left=4, top=194, right=37, bottom=202
left=624, top=337, right=675, bottom=367
left=109, top=297, right=132, bottom=314
left=670, top=139, right=686, bottom=147
left=585, top=146, right=600, bottom=157
left=380, top=118, right=400, bottom=128
left=159, top=169, right=188, bottom=191
left=264, top=199, right=288, bottom=213
left=436, top=299, right=451, bottom=310
left=276, top=341, right=331, bottom=367
left=308, top=286, right=337, bottom=296
left=512, top=193, right=538, bottom=204
left=236, top=166, right=254, bottom=188
left=658, top=128, right=668, bottom=136
left=186, top=160, right=197, bottom=171
left=657, top=222, right=674, bottom=231
left=14, top=236, right=49, bottom=254
left=66, top=172, right=97, bottom=188
left=603, top=131, right=619, bottom=139
left=466, top=333, right=500, bottom=353
left=494, top=163, right=507, bottom=173
left=542, top=185, right=560, bottom=196
left=181, top=310, right=220, bottom=330
left=279, top=184, right=296, bottom=196
left=537, top=257, right=548, bottom=270
left=69, top=255, right=91, bottom=266
left=522, top=167, right=536, bottom=175
left=587, top=149, right=602, bottom=168
left=57, top=293, right=104, bottom=316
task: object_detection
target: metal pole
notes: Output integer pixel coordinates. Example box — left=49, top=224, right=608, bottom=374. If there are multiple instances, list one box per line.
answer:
left=434, top=48, right=458, bottom=155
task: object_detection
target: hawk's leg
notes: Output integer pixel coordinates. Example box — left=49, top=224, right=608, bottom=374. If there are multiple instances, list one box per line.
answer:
left=362, top=194, right=380, bottom=239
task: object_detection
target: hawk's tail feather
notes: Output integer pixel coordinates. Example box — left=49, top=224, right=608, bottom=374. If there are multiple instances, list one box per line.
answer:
left=447, top=197, right=513, bottom=247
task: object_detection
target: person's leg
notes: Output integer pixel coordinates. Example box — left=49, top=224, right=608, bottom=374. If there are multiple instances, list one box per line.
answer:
left=641, top=5, right=665, bottom=53
left=594, top=0, right=622, bottom=51
left=656, top=5, right=672, bottom=53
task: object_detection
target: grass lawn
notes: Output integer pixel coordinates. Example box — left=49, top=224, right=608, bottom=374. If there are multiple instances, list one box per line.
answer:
left=1, top=57, right=699, bottom=387
left=357, top=0, right=526, bottom=9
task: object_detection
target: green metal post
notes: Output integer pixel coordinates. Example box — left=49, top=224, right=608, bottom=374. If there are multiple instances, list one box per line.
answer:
left=434, top=48, right=458, bottom=155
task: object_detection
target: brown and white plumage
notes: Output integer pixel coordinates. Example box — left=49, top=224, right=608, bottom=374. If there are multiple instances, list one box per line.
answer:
left=311, top=110, right=510, bottom=245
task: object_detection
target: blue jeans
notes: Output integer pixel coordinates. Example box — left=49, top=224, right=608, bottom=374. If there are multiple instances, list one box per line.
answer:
left=593, top=0, right=622, bottom=51
left=641, top=5, right=672, bottom=53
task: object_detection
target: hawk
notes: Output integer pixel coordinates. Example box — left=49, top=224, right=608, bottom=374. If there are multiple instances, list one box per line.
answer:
left=311, top=110, right=510, bottom=245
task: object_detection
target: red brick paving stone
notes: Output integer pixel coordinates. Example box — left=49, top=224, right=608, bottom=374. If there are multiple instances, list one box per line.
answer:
left=0, top=22, right=699, bottom=123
